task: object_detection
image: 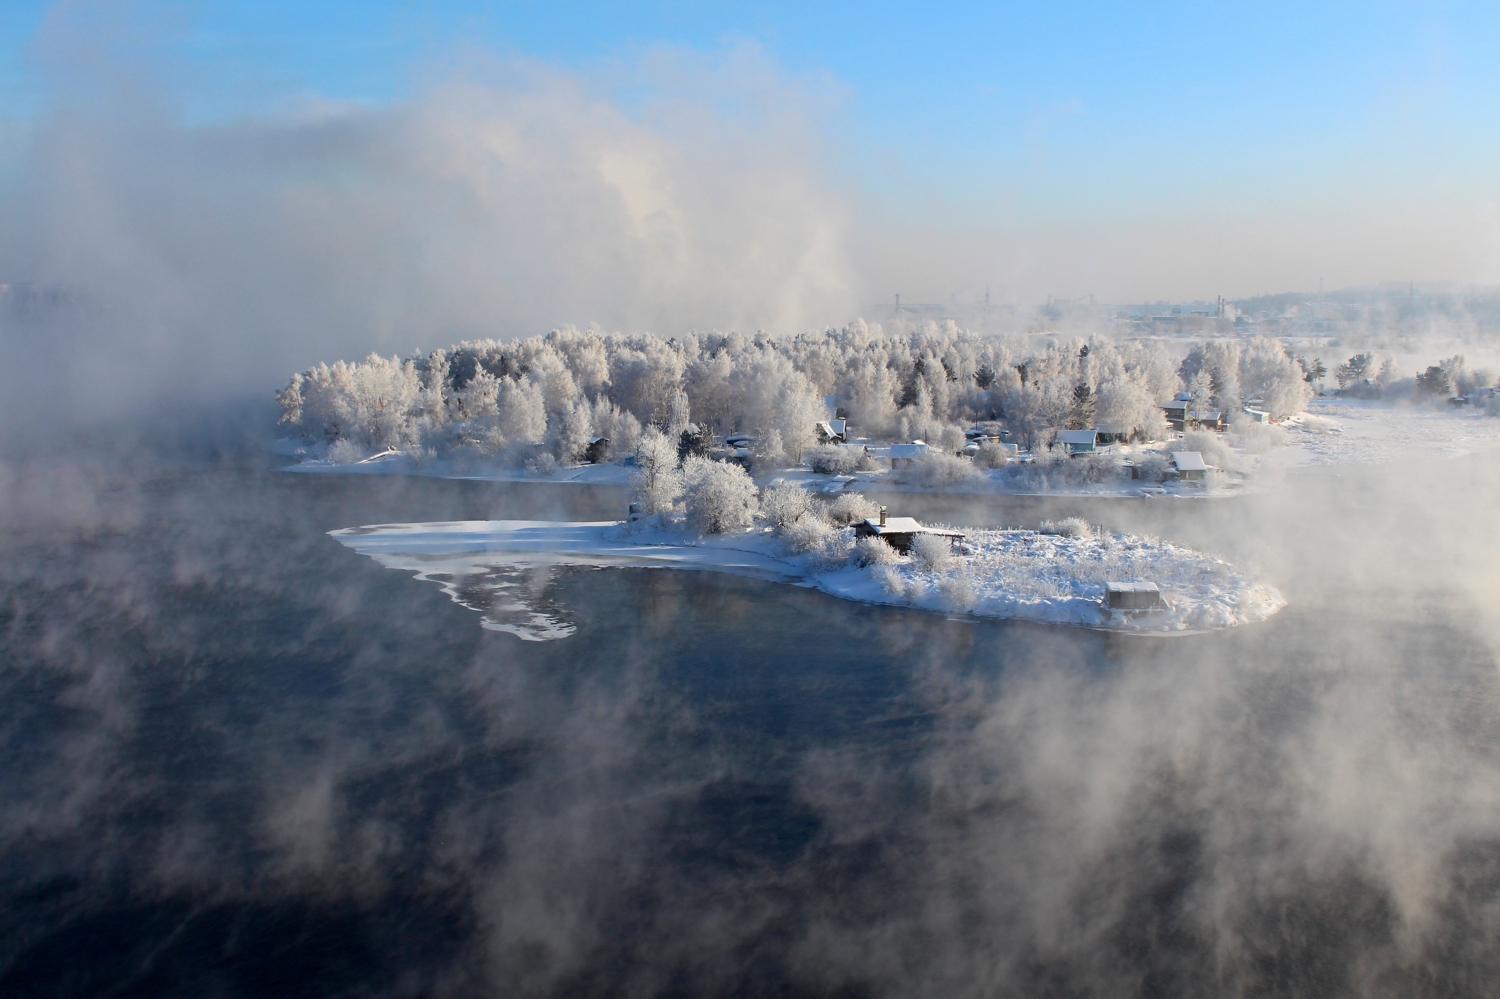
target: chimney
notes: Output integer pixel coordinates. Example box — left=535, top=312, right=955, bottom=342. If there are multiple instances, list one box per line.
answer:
left=879, top=506, right=887, bottom=527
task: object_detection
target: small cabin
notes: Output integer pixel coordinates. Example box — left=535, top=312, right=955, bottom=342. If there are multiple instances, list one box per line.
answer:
left=1188, top=410, right=1224, bottom=431
left=1242, top=408, right=1270, bottom=424
left=1171, top=451, right=1209, bottom=482
left=853, top=508, right=965, bottom=554
left=1094, top=424, right=1129, bottom=445
left=584, top=437, right=610, bottom=463
left=815, top=420, right=847, bottom=444
left=1104, top=581, right=1167, bottom=612
left=888, top=441, right=930, bottom=467
left=1055, top=429, right=1099, bottom=456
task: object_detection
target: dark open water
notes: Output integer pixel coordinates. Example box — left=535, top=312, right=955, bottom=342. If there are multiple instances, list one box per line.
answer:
left=4, top=446, right=1500, bottom=997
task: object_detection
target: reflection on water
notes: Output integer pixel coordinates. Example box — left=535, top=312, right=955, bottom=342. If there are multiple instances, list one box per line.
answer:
left=3, top=457, right=1500, bottom=997
left=418, top=562, right=578, bottom=640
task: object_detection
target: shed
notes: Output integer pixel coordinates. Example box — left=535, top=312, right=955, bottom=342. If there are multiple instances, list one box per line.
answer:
left=888, top=441, right=929, bottom=467
left=1105, top=581, right=1167, bottom=612
left=584, top=437, right=610, bottom=463
left=853, top=508, right=965, bottom=554
left=815, top=420, right=847, bottom=444
left=1189, top=410, right=1224, bottom=431
left=1171, top=451, right=1209, bottom=482
left=1242, top=408, right=1270, bottom=424
left=1055, top=429, right=1099, bottom=455
left=1094, top=424, right=1128, bottom=444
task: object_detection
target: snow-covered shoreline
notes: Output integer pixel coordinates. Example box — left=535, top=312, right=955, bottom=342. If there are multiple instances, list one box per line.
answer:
left=331, top=520, right=1285, bottom=637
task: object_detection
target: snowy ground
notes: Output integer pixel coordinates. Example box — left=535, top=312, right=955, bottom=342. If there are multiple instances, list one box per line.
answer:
left=1267, top=397, right=1500, bottom=468
left=331, top=520, right=1284, bottom=638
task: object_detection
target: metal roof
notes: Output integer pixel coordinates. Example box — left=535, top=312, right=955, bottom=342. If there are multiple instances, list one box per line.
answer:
left=1171, top=451, right=1208, bottom=471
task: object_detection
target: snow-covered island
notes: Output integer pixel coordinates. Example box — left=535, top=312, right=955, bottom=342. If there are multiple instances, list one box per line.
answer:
left=332, top=506, right=1285, bottom=637
left=272, top=324, right=1500, bottom=499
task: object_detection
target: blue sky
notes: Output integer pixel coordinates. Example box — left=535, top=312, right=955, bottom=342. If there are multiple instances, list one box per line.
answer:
left=2, top=1, right=1499, bottom=305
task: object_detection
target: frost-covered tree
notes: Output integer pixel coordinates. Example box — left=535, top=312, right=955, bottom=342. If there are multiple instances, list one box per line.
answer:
left=1240, top=339, right=1310, bottom=418
left=631, top=427, right=682, bottom=515
left=681, top=456, right=758, bottom=533
left=759, top=484, right=813, bottom=528
left=279, top=322, right=1319, bottom=465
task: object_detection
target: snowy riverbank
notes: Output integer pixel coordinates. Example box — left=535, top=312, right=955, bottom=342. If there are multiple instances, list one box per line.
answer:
left=331, top=520, right=1285, bottom=638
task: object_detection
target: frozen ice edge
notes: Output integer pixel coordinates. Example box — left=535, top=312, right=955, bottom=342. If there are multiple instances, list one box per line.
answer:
left=330, top=520, right=1285, bottom=637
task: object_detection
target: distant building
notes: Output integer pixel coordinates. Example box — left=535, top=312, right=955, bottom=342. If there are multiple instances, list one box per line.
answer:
left=584, top=437, right=610, bottom=463
left=1104, top=581, right=1167, bottom=613
left=1188, top=411, right=1224, bottom=431
left=853, top=508, right=965, bottom=554
left=1055, top=429, right=1099, bottom=455
left=1093, top=424, right=1129, bottom=445
left=1171, top=451, right=1209, bottom=483
left=815, top=420, right=848, bottom=444
left=888, top=441, right=930, bottom=467
left=1163, top=392, right=1193, bottom=429
left=1242, top=408, right=1270, bottom=424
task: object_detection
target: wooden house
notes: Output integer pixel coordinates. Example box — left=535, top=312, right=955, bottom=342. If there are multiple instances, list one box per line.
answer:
left=853, top=508, right=965, bottom=554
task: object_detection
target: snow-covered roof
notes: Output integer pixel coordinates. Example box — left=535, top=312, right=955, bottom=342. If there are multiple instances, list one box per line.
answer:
left=889, top=442, right=929, bottom=458
left=860, top=517, right=965, bottom=537
left=1105, top=581, right=1160, bottom=593
left=1055, top=430, right=1098, bottom=445
left=1172, top=451, right=1208, bottom=472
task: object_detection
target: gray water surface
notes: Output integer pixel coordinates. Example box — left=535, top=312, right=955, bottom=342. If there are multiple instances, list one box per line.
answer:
left=3, top=453, right=1499, bottom=998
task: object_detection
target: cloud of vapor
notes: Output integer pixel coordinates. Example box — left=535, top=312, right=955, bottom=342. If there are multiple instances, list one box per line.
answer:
left=0, top=14, right=859, bottom=428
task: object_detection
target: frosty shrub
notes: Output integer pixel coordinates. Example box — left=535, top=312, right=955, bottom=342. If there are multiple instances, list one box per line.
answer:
left=1133, top=451, right=1172, bottom=483
left=1181, top=429, right=1237, bottom=472
left=525, top=452, right=560, bottom=477
left=877, top=565, right=908, bottom=597
left=937, top=573, right=977, bottom=611
left=327, top=439, right=364, bottom=464
left=1072, top=451, right=1121, bottom=484
left=1038, top=516, right=1093, bottom=538
left=971, top=444, right=1011, bottom=470
left=937, top=426, right=967, bottom=453
left=681, top=457, right=759, bottom=534
left=852, top=535, right=900, bottom=567
left=904, top=452, right=981, bottom=488
left=1228, top=420, right=1288, bottom=454
left=760, top=485, right=813, bottom=528
left=825, top=491, right=880, bottom=526
left=783, top=513, right=833, bottom=553
left=910, top=532, right=954, bottom=571
left=808, top=444, right=862, bottom=475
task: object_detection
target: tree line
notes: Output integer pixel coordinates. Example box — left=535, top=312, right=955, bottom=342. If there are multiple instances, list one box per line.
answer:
left=276, top=322, right=1314, bottom=464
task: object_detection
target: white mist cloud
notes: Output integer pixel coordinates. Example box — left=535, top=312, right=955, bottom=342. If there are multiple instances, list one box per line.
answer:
left=0, top=27, right=860, bottom=426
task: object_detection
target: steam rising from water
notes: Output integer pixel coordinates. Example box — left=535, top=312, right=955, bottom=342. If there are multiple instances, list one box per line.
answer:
left=4, top=437, right=1500, bottom=995
left=0, top=25, right=856, bottom=426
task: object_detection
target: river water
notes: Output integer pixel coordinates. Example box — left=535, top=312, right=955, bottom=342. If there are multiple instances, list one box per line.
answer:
left=3, top=444, right=1500, bottom=997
